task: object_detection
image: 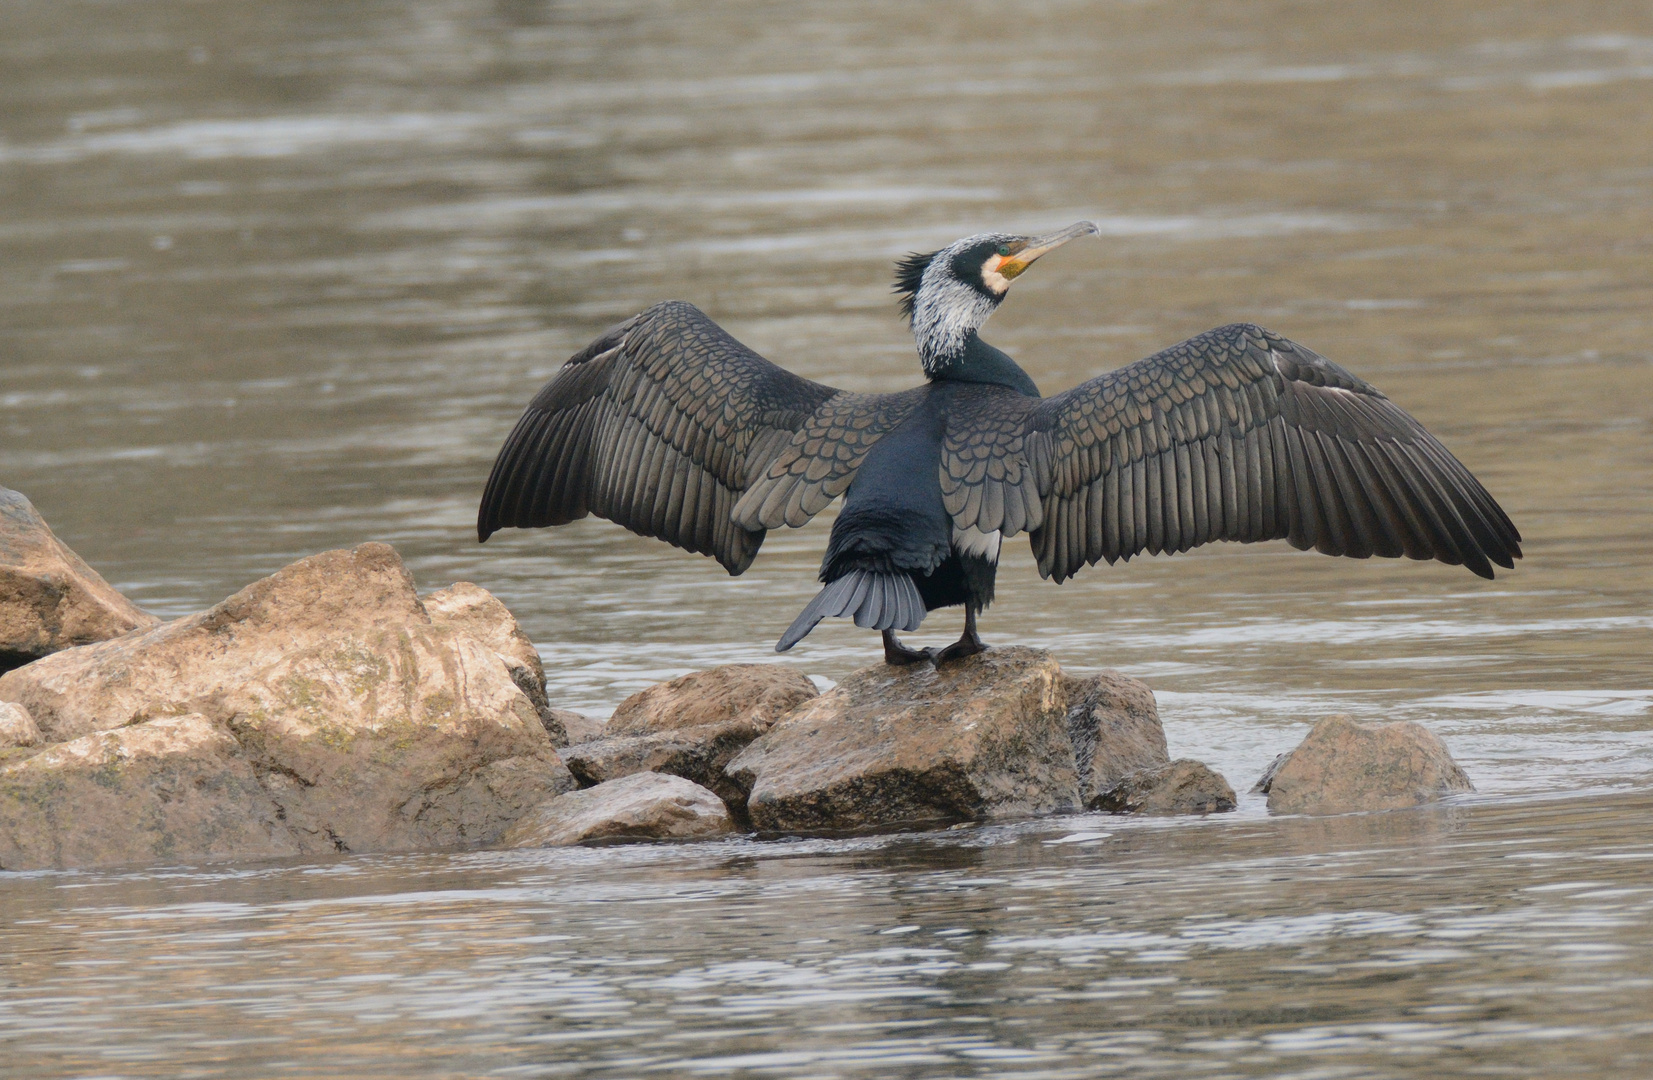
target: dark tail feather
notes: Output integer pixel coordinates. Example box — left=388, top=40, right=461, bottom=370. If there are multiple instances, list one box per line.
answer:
left=775, top=570, right=925, bottom=652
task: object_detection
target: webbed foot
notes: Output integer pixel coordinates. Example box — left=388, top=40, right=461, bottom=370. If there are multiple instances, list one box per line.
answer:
left=882, top=629, right=931, bottom=666
left=929, top=632, right=986, bottom=665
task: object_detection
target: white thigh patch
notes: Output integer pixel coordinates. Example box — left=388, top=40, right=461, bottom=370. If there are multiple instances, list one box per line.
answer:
left=952, top=526, right=1002, bottom=562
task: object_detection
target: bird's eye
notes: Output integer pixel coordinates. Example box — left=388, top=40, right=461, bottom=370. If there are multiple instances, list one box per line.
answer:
left=996, top=245, right=1010, bottom=257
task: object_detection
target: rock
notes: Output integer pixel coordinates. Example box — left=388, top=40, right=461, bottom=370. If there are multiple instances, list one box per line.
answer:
left=726, top=647, right=1080, bottom=832
left=1255, top=714, right=1474, bottom=815
left=606, top=663, right=817, bottom=737
left=1064, top=671, right=1169, bottom=806
left=0, top=714, right=297, bottom=869
left=562, top=663, right=818, bottom=808
left=0, top=702, right=40, bottom=750
left=554, top=708, right=606, bottom=746
left=500, top=771, right=733, bottom=847
left=0, top=543, right=574, bottom=869
left=423, top=582, right=566, bottom=747
left=562, top=723, right=764, bottom=809
left=1094, top=759, right=1237, bottom=815
left=0, top=487, right=158, bottom=672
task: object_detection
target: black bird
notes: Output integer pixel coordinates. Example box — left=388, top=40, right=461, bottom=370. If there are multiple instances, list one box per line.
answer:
left=478, top=222, right=1520, bottom=664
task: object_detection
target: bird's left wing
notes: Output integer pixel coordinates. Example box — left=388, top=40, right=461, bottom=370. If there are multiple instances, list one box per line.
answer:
left=1023, top=323, right=1522, bottom=583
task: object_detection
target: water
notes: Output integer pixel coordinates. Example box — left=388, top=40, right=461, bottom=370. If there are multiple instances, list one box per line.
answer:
left=1, top=1, right=1650, bottom=1075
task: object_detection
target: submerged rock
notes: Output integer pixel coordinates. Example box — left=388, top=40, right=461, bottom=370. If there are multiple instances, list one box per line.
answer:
left=1064, top=671, right=1170, bottom=806
left=726, top=647, right=1081, bottom=832
left=0, top=543, right=573, bottom=869
left=1094, top=759, right=1237, bottom=815
left=562, top=663, right=817, bottom=807
left=500, top=771, right=733, bottom=847
left=0, top=487, right=158, bottom=673
left=1255, top=714, right=1474, bottom=815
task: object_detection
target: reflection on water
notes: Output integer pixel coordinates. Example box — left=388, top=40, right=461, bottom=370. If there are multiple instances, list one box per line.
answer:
left=1, top=0, right=1651, bottom=1075
left=4, top=794, right=1653, bottom=1077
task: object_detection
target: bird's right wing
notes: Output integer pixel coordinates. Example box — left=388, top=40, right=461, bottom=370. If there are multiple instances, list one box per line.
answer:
left=479, top=301, right=919, bottom=575
left=1025, top=323, right=1522, bottom=583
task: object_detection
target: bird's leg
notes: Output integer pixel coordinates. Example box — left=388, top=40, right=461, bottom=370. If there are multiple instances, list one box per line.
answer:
left=930, top=606, right=987, bottom=665
left=882, top=628, right=931, bottom=666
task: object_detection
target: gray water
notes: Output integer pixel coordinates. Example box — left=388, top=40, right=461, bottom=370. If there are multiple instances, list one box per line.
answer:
left=1, top=1, right=1650, bottom=1075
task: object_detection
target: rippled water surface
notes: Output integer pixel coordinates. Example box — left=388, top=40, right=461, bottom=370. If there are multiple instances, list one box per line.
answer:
left=1, top=1, right=1650, bottom=1075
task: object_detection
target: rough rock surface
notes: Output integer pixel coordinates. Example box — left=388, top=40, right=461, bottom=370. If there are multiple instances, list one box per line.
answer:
left=423, top=582, right=568, bottom=747
left=563, top=664, right=817, bottom=807
left=1255, top=714, right=1474, bottom=815
left=606, top=664, right=818, bottom=737
left=0, top=702, right=40, bottom=750
left=0, top=487, right=158, bottom=672
left=726, top=647, right=1080, bottom=832
left=1064, top=671, right=1170, bottom=806
left=0, top=714, right=296, bottom=868
left=553, top=708, right=605, bottom=746
left=500, top=771, right=733, bottom=847
left=1094, top=759, right=1237, bottom=815
left=0, top=543, right=574, bottom=869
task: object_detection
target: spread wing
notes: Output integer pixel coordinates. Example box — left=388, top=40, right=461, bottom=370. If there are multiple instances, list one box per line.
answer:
left=1026, top=323, right=1522, bottom=583
left=478, top=301, right=915, bottom=574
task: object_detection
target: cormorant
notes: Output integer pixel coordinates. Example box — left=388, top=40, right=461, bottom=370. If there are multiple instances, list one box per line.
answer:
left=478, top=222, right=1520, bottom=664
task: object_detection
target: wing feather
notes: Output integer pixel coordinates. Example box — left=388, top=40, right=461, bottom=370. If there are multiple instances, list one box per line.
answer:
left=1027, top=323, right=1521, bottom=582
left=479, top=301, right=887, bottom=574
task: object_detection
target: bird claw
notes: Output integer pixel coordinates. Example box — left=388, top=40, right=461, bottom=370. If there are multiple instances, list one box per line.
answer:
left=929, top=635, right=987, bottom=665
left=882, top=630, right=931, bottom=666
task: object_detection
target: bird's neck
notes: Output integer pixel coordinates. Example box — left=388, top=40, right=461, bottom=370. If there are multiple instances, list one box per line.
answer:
left=926, top=333, right=1041, bottom=397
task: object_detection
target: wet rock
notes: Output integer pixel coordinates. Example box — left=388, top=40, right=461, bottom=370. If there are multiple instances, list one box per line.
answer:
left=1094, top=759, right=1237, bottom=815
left=1255, top=714, right=1474, bottom=815
left=562, top=664, right=818, bottom=807
left=552, top=708, right=605, bottom=746
left=0, top=702, right=40, bottom=750
left=500, top=771, right=733, bottom=847
left=423, top=582, right=566, bottom=747
left=1064, top=671, right=1170, bottom=806
left=726, top=647, right=1080, bottom=832
left=0, top=714, right=296, bottom=869
left=0, top=543, right=573, bottom=869
left=605, top=663, right=817, bottom=737
left=0, top=487, right=158, bottom=673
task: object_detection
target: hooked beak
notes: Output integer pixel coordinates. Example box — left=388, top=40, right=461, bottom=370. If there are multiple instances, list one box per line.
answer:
left=997, top=220, right=1100, bottom=280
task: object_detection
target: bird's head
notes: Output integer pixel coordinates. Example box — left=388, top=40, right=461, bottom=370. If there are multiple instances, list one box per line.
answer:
left=895, top=221, right=1098, bottom=374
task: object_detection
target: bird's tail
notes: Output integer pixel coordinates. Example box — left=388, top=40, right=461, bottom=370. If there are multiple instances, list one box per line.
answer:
left=775, top=570, right=925, bottom=652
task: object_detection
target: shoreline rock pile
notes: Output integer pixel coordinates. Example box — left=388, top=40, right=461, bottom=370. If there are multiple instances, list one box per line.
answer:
left=0, top=485, right=1477, bottom=871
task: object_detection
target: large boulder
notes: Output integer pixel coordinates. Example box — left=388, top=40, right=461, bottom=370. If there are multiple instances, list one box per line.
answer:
left=562, top=664, right=817, bottom=807
left=0, top=487, right=158, bottom=672
left=422, top=581, right=567, bottom=746
left=1094, top=759, right=1236, bottom=815
left=1064, top=671, right=1170, bottom=807
left=1255, top=714, right=1474, bottom=815
left=500, top=771, right=734, bottom=847
left=726, top=647, right=1081, bottom=832
left=0, top=714, right=296, bottom=868
left=0, top=543, right=573, bottom=869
